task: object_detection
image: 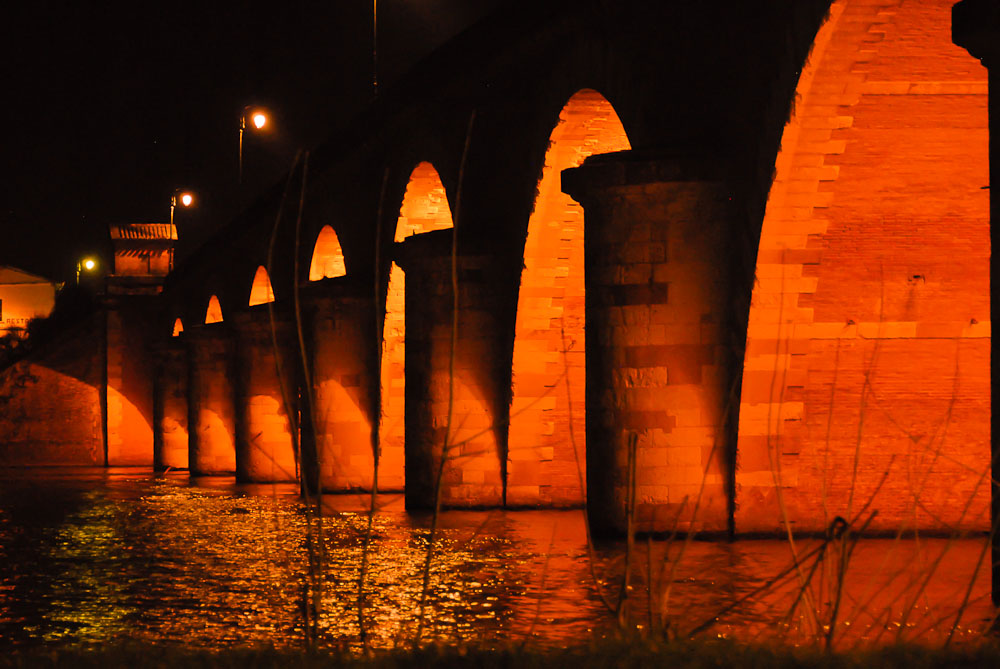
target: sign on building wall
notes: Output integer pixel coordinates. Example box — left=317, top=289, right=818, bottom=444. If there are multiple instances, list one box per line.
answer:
left=0, top=267, right=57, bottom=337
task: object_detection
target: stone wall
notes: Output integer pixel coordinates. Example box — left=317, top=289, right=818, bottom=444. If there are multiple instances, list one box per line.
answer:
left=0, top=315, right=104, bottom=465
left=737, top=0, right=990, bottom=533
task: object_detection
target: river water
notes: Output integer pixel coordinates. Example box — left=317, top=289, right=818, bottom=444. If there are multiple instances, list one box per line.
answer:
left=0, top=467, right=993, bottom=650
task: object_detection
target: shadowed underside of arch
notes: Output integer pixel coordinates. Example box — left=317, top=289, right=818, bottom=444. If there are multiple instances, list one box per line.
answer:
left=507, top=89, right=631, bottom=506
left=380, top=162, right=454, bottom=489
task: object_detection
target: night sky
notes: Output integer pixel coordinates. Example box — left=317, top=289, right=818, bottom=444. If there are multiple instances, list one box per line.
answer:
left=1, top=0, right=502, bottom=283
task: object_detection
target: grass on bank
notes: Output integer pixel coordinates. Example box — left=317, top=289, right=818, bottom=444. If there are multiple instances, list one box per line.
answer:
left=5, top=639, right=1000, bottom=669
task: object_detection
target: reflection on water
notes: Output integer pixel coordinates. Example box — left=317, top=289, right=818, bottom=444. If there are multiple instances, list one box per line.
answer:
left=0, top=468, right=993, bottom=650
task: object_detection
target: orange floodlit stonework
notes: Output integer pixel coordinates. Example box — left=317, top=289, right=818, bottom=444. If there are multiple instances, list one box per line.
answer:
left=308, top=225, right=347, bottom=281
left=736, top=0, right=990, bottom=533
left=248, top=266, right=275, bottom=306
left=153, top=338, right=189, bottom=470
left=5, top=0, right=989, bottom=540
left=232, top=311, right=298, bottom=483
left=508, top=89, right=631, bottom=507
left=381, top=162, right=455, bottom=490
left=205, top=295, right=224, bottom=324
left=187, top=326, right=237, bottom=475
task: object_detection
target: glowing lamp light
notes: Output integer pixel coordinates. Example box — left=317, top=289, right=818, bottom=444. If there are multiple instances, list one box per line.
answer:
left=179, top=192, right=194, bottom=207
left=76, top=256, right=98, bottom=283
left=239, top=107, right=271, bottom=184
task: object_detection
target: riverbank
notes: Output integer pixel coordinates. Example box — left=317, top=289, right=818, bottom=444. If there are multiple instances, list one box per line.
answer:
left=4, top=640, right=1000, bottom=669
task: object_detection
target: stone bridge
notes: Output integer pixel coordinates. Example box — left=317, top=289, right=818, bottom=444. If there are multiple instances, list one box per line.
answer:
left=8, top=0, right=995, bottom=539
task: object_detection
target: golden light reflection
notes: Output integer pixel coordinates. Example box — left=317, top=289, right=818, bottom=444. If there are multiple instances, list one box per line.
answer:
left=0, top=473, right=992, bottom=649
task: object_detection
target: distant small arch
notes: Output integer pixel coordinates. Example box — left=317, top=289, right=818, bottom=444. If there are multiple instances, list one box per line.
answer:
left=205, top=295, right=224, bottom=324
left=394, top=162, right=453, bottom=242
left=309, top=225, right=347, bottom=281
left=248, top=265, right=275, bottom=306
left=171, top=318, right=184, bottom=337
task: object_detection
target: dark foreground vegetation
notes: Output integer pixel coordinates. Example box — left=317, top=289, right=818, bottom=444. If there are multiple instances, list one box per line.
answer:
left=5, top=640, right=1000, bottom=669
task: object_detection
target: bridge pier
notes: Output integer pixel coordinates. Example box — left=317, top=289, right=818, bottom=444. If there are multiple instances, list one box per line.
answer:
left=304, top=281, right=384, bottom=492
left=397, top=230, right=505, bottom=509
left=952, top=0, right=1000, bottom=605
left=563, top=152, right=739, bottom=536
left=186, top=325, right=238, bottom=475
left=152, top=337, right=189, bottom=470
left=232, top=311, right=298, bottom=483
left=104, top=298, right=157, bottom=465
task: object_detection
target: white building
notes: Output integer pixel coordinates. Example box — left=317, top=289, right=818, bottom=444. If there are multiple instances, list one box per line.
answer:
left=0, top=266, right=57, bottom=337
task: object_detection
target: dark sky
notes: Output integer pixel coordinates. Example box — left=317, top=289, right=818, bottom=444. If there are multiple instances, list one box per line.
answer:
left=1, top=0, right=502, bottom=283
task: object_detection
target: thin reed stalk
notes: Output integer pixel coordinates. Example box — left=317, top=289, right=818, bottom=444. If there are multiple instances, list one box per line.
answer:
left=358, top=167, right=391, bottom=650
left=287, top=152, right=325, bottom=646
left=616, top=432, right=638, bottom=629
left=557, top=323, right=618, bottom=616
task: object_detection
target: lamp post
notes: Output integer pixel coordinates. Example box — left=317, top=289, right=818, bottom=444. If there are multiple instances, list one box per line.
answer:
left=238, top=106, right=269, bottom=184
left=76, top=257, right=97, bottom=284
left=170, top=190, right=195, bottom=228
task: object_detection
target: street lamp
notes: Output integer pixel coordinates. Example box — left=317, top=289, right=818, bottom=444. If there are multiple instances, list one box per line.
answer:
left=170, top=190, right=195, bottom=228
left=239, top=106, right=269, bottom=183
left=76, top=257, right=97, bottom=284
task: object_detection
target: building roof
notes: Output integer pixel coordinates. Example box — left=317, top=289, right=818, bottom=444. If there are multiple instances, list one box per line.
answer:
left=109, top=223, right=178, bottom=241
left=0, top=266, right=56, bottom=286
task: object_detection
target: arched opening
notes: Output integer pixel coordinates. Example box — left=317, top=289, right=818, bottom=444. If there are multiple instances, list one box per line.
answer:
left=171, top=318, right=183, bottom=337
left=508, top=89, right=630, bottom=506
left=205, top=295, right=224, bottom=324
left=737, top=0, right=989, bottom=533
left=308, top=225, right=347, bottom=281
left=381, top=161, right=454, bottom=489
left=248, top=266, right=275, bottom=306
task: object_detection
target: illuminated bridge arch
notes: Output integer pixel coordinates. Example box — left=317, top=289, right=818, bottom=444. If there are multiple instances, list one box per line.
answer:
left=204, top=295, right=224, bottom=325
left=309, top=225, right=347, bottom=281
left=380, top=161, right=454, bottom=490
left=171, top=318, right=184, bottom=337
left=506, top=88, right=631, bottom=506
left=248, top=265, right=275, bottom=306
left=736, top=0, right=990, bottom=533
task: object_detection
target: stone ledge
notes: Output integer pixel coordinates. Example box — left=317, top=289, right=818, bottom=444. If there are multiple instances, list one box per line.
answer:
left=561, top=149, right=729, bottom=199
